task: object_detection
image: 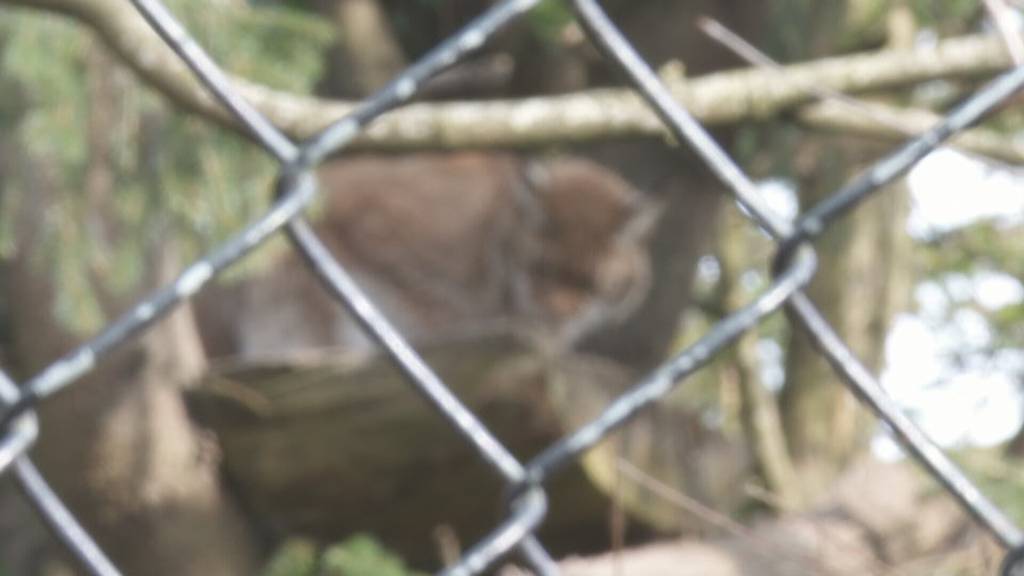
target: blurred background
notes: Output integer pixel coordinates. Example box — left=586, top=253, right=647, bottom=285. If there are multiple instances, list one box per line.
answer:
left=1, top=0, right=1024, bottom=574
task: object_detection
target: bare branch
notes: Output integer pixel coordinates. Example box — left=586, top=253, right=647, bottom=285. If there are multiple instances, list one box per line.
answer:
left=697, top=16, right=912, bottom=133
left=5, top=0, right=1017, bottom=150
left=698, top=14, right=1024, bottom=164
left=799, top=100, right=1024, bottom=164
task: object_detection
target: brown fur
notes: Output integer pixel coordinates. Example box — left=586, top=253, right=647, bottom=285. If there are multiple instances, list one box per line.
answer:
left=195, top=153, right=655, bottom=361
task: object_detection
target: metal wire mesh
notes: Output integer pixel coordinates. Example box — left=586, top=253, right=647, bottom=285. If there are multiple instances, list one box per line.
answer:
left=2, top=1, right=1024, bottom=574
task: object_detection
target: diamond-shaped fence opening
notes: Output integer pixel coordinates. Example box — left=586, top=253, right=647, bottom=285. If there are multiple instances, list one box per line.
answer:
left=1, top=1, right=1024, bottom=575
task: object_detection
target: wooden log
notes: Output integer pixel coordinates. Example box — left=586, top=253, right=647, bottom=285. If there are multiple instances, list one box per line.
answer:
left=185, top=330, right=751, bottom=568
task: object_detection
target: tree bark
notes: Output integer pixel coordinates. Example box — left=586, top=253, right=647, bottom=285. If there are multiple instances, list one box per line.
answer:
left=780, top=140, right=913, bottom=491
left=0, top=187, right=261, bottom=576
left=779, top=9, right=916, bottom=494
left=186, top=330, right=754, bottom=568
left=716, top=207, right=802, bottom=510
left=0, top=40, right=260, bottom=576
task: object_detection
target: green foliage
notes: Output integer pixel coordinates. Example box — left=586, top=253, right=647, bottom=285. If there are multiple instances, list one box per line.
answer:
left=919, top=221, right=1024, bottom=350
left=0, top=2, right=333, bottom=331
left=321, top=534, right=422, bottom=576
left=841, top=0, right=895, bottom=48
left=949, top=449, right=1024, bottom=526
left=262, top=539, right=319, bottom=576
left=525, top=0, right=575, bottom=44
left=261, top=535, right=423, bottom=576
left=907, top=0, right=979, bottom=34
left=764, top=0, right=980, bottom=58
left=2, top=14, right=90, bottom=182
left=766, top=0, right=849, bottom=59
left=168, top=0, right=334, bottom=91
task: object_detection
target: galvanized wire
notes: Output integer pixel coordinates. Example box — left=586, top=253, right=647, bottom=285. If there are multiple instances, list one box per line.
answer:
left=1, top=0, right=1023, bottom=574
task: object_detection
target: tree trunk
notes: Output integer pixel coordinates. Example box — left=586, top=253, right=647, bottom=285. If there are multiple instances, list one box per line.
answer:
left=716, top=207, right=802, bottom=510
left=779, top=9, right=915, bottom=495
left=12, top=251, right=261, bottom=576
left=186, top=330, right=754, bottom=568
left=0, top=184, right=261, bottom=576
left=780, top=139, right=912, bottom=492
left=575, top=0, right=774, bottom=372
left=0, top=39, right=260, bottom=576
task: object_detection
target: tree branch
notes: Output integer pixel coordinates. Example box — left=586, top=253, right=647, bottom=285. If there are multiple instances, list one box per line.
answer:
left=697, top=13, right=1024, bottom=164
left=799, top=100, right=1024, bottom=164
left=7, top=0, right=1018, bottom=151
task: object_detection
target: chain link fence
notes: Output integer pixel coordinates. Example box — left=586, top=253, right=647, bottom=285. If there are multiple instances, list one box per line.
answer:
left=2, top=0, right=1024, bottom=574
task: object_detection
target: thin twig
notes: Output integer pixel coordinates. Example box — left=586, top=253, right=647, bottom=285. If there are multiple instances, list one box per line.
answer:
left=615, top=458, right=821, bottom=576
left=697, top=15, right=1024, bottom=166
left=615, top=458, right=749, bottom=537
left=696, top=15, right=915, bottom=134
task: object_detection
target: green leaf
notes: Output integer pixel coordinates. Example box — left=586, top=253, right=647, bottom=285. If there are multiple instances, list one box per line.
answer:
left=321, top=534, right=423, bottom=576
